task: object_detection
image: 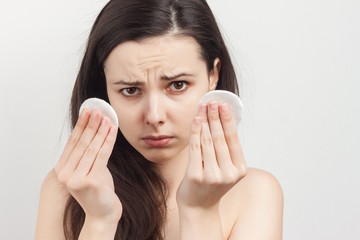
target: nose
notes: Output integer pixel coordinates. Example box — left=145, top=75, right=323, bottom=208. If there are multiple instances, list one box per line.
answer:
left=144, top=93, right=166, bottom=127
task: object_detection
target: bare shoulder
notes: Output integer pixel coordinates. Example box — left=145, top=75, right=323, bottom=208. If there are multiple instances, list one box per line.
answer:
left=35, top=169, right=69, bottom=240
left=236, top=167, right=283, bottom=198
left=220, top=168, right=283, bottom=239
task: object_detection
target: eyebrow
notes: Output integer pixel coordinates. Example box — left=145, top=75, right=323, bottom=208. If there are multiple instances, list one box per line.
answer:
left=112, top=80, right=143, bottom=86
left=160, top=73, right=195, bottom=81
left=112, top=73, right=195, bottom=85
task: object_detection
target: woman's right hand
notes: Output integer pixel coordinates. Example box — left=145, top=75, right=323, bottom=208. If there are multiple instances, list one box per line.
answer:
left=54, top=109, right=122, bottom=232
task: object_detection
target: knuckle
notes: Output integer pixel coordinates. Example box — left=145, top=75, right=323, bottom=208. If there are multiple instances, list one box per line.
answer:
left=85, top=145, right=98, bottom=157
left=209, top=112, right=219, bottom=121
left=65, top=178, right=78, bottom=190
left=86, top=177, right=101, bottom=189
left=97, top=149, right=109, bottom=160
left=212, top=134, right=225, bottom=145
left=205, top=173, right=221, bottom=186
left=67, top=133, right=79, bottom=147
left=201, top=135, right=213, bottom=146
left=225, top=131, right=240, bottom=144
left=190, top=140, right=200, bottom=151
left=187, top=174, right=203, bottom=185
left=224, top=170, right=240, bottom=183
left=56, top=171, right=69, bottom=185
left=76, top=140, right=89, bottom=152
left=191, top=121, right=201, bottom=135
left=207, top=178, right=221, bottom=186
left=67, top=176, right=87, bottom=191
left=238, top=164, right=247, bottom=178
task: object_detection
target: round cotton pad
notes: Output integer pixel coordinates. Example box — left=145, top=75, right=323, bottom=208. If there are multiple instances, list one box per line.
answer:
left=79, top=98, right=119, bottom=128
left=199, top=90, right=244, bottom=125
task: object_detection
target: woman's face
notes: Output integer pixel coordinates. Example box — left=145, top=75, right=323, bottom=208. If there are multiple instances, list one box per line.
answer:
left=104, top=36, right=218, bottom=163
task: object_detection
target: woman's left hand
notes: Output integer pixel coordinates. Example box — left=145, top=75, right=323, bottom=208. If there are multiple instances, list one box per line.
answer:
left=177, top=101, right=247, bottom=209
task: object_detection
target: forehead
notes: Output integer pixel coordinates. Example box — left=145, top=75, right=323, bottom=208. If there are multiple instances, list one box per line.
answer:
left=104, top=35, right=205, bottom=75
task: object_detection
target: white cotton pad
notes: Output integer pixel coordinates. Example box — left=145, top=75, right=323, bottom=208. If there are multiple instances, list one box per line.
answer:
left=79, top=98, right=119, bottom=128
left=199, top=90, right=244, bottom=125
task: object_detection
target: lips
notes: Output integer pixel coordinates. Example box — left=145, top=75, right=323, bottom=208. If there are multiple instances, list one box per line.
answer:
left=142, top=135, right=174, bottom=148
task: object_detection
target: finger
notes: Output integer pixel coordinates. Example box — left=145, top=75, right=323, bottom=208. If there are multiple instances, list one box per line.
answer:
left=91, top=124, right=118, bottom=171
left=220, top=103, right=247, bottom=171
left=73, top=117, right=112, bottom=177
left=199, top=104, right=218, bottom=171
left=58, top=111, right=103, bottom=178
left=207, top=102, right=232, bottom=169
left=55, top=109, right=91, bottom=173
left=186, top=116, right=203, bottom=177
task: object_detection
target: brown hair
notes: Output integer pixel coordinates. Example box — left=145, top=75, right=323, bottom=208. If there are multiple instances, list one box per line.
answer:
left=64, top=0, right=239, bottom=239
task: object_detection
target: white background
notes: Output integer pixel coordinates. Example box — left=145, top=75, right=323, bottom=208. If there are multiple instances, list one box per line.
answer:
left=0, top=0, right=359, bottom=239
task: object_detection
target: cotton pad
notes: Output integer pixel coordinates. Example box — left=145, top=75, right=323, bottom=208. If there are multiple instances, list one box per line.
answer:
left=79, top=98, right=119, bottom=128
left=199, top=90, right=244, bottom=125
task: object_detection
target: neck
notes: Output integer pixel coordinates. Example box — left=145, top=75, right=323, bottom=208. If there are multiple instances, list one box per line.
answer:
left=156, top=146, right=189, bottom=204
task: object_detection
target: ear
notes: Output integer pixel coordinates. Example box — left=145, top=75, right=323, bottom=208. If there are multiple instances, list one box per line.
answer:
left=209, top=57, right=221, bottom=91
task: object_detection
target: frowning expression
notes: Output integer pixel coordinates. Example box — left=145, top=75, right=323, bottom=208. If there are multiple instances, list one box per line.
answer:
left=104, top=35, right=218, bottom=163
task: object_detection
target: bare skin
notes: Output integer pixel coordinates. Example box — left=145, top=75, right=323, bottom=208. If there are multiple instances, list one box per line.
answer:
left=35, top=35, right=283, bottom=239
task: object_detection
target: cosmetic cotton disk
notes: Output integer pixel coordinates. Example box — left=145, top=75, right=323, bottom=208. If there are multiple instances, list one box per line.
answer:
left=199, top=90, right=244, bottom=125
left=79, top=98, right=119, bottom=128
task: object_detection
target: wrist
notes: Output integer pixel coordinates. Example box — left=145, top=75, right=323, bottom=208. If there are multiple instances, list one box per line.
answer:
left=177, top=200, right=220, bottom=214
left=79, top=216, right=119, bottom=240
left=178, top=204, right=223, bottom=240
left=178, top=203, right=220, bottom=221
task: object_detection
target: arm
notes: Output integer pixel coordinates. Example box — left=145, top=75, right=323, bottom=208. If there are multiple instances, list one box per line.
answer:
left=35, top=169, right=120, bottom=240
left=229, top=169, right=283, bottom=240
left=177, top=102, right=247, bottom=239
left=35, top=170, right=68, bottom=240
left=78, top=216, right=119, bottom=240
left=177, top=170, right=283, bottom=240
left=178, top=204, right=223, bottom=240
left=36, top=109, right=121, bottom=239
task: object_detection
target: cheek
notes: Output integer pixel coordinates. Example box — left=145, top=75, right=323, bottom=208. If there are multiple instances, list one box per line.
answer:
left=114, top=107, right=140, bottom=135
left=173, top=101, right=199, bottom=129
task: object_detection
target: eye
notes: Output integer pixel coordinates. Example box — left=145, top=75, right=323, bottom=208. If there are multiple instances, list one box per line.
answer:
left=120, top=87, right=141, bottom=96
left=168, top=81, right=189, bottom=92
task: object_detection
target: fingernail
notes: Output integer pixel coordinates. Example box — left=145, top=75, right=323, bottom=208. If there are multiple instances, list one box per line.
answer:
left=221, top=103, right=229, bottom=113
left=199, top=104, right=207, bottom=114
left=194, top=116, right=201, bottom=125
left=91, top=111, right=96, bottom=119
left=81, top=109, right=89, bottom=118
left=210, top=102, right=218, bottom=112
left=101, top=117, right=108, bottom=126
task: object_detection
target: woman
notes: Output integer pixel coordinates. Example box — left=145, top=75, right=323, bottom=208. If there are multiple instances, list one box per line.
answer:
left=35, top=0, right=283, bottom=239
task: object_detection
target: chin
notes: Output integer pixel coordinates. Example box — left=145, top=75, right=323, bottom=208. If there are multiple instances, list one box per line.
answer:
left=141, top=150, right=175, bottom=163
left=138, top=146, right=187, bottom=164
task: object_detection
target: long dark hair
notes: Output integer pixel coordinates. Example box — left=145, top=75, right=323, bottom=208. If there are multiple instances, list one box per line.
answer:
left=64, top=0, right=239, bottom=239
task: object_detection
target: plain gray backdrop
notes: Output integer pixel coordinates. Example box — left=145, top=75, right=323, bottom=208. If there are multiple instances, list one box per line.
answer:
left=1, top=0, right=359, bottom=239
